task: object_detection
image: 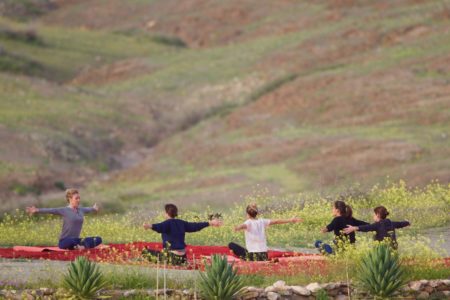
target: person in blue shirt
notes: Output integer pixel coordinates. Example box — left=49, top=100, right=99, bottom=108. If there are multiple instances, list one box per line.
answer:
left=344, top=206, right=410, bottom=249
left=143, top=203, right=222, bottom=265
left=26, top=188, right=102, bottom=250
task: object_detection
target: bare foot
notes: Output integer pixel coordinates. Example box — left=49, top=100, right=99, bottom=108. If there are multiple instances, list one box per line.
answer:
left=95, top=244, right=109, bottom=249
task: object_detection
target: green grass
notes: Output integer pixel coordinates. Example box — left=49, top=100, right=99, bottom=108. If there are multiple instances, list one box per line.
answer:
left=0, top=0, right=449, bottom=240
left=1, top=182, right=448, bottom=249
left=0, top=17, right=170, bottom=81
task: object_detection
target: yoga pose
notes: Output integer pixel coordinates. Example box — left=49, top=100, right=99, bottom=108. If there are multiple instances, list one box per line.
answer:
left=344, top=206, right=410, bottom=248
left=229, top=204, right=302, bottom=261
left=143, top=203, right=222, bottom=265
left=26, top=189, right=102, bottom=250
left=316, top=201, right=369, bottom=254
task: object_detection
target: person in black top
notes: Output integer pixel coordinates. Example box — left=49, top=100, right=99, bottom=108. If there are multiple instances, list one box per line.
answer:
left=344, top=206, right=410, bottom=249
left=316, top=201, right=368, bottom=254
left=143, top=204, right=222, bottom=265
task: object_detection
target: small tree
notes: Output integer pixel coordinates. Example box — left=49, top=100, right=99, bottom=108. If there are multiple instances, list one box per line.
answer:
left=198, top=255, right=244, bottom=300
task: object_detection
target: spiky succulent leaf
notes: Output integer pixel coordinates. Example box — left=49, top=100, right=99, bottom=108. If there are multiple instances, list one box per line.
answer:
left=63, top=256, right=107, bottom=300
left=357, top=244, right=406, bottom=299
left=198, top=255, right=244, bottom=300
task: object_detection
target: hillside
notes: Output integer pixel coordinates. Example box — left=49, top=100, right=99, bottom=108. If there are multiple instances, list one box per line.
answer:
left=0, top=0, right=449, bottom=212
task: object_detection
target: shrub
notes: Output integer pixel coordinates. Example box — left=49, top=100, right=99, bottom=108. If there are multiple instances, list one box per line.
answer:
left=63, top=256, right=107, bottom=299
left=357, top=243, right=406, bottom=299
left=315, top=289, right=330, bottom=300
left=198, top=255, right=245, bottom=300
left=54, top=181, right=66, bottom=191
left=151, top=34, right=187, bottom=48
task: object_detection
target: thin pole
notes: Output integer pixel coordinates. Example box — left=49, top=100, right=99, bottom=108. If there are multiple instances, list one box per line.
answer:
left=163, top=259, right=167, bottom=300
left=156, top=258, right=159, bottom=300
left=194, top=254, right=197, bottom=300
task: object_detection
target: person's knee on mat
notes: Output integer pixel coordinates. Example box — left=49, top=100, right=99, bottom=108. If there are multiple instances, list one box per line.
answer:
left=81, top=236, right=103, bottom=249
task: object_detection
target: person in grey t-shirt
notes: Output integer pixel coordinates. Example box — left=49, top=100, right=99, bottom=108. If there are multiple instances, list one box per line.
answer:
left=26, top=188, right=102, bottom=250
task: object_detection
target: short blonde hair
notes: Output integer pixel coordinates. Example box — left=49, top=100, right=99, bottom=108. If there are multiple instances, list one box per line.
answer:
left=65, top=189, right=79, bottom=203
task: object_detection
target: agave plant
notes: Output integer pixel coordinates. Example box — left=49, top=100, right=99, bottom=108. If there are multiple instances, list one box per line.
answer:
left=357, top=243, right=406, bottom=299
left=63, top=256, right=107, bottom=300
left=198, top=255, right=245, bottom=300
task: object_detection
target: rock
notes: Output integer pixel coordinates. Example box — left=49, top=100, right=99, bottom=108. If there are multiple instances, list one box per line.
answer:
left=327, top=289, right=339, bottom=297
left=291, top=295, right=311, bottom=300
left=155, top=289, right=173, bottom=295
left=246, top=287, right=264, bottom=293
left=410, top=281, right=422, bottom=291
left=324, top=283, right=337, bottom=290
left=437, top=284, right=450, bottom=291
left=335, top=295, right=349, bottom=300
left=266, top=291, right=280, bottom=300
left=278, top=289, right=292, bottom=296
left=39, top=288, right=54, bottom=296
left=442, top=279, right=450, bottom=286
left=431, top=291, right=447, bottom=299
left=107, top=290, right=124, bottom=297
left=401, top=285, right=413, bottom=292
left=429, top=281, right=439, bottom=288
left=443, top=291, right=450, bottom=296
left=242, top=291, right=260, bottom=299
left=291, top=286, right=311, bottom=296
left=273, top=280, right=288, bottom=291
left=265, top=286, right=277, bottom=293
left=167, top=289, right=175, bottom=296
left=22, top=292, right=34, bottom=300
left=338, top=287, right=350, bottom=295
left=417, top=291, right=430, bottom=299
left=123, top=289, right=136, bottom=297
left=306, top=282, right=321, bottom=293
left=424, top=286, right=434, bottom=293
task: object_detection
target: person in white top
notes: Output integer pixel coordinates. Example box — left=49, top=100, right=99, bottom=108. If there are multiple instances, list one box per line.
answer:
left=229, top=204, right=302, bottom=261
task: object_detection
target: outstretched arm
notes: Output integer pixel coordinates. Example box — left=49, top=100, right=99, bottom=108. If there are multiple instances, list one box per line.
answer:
left=81, top=203, right=99, bottom=214
left=26, top=206, right=63, bottom=216
left=144, top=220, right=170, bottom=233
left=343, top=225, right=358, bottom=234
left=322, top=218, right=337, bottom=233
left=392, top=221, right=410, bottom=229
left=269, top=217, right=302, bottom=226
left=26, top=206, right=39, bottom=215
left=209, top=219, right=222, bottom=227
left=234, top=224, right=247, bottom=232
left=344, top=222, right=379, bottom=234
left=352, top=218, right=370, bottom=226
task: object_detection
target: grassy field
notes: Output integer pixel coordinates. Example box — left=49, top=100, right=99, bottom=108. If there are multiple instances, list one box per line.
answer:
left=0, top=0, right=449, bottom=244
left=0, top=182, right=449, bottom=291
left=1, top=182, right=448, bottom=251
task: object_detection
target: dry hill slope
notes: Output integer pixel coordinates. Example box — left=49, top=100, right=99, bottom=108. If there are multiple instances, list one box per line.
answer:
left=0, top=0, right=449, bottom=211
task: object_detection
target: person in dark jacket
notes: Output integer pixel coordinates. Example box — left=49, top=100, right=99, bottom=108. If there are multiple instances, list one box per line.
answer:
left=344, top=206, right=410, bottom=249
left=143, top=203, right=222, bottom=265
left=316, top=201, right=369, bottom=254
